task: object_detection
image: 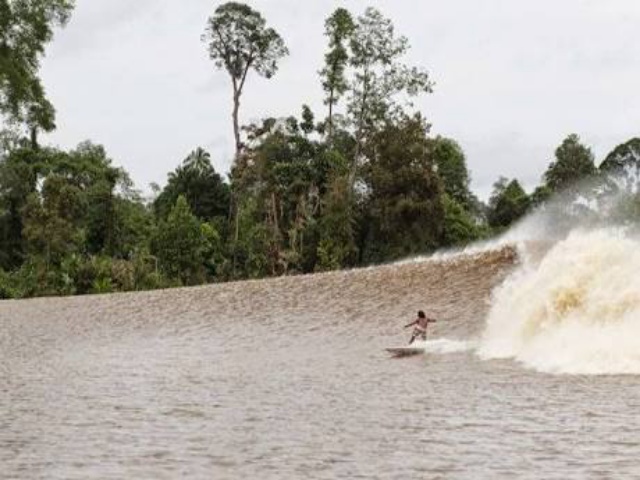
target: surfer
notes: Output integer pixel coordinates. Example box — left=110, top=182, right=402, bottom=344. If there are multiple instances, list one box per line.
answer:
left=404, top=311, right=437, bottom=344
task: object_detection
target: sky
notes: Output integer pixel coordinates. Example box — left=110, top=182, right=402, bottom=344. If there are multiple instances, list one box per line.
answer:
left=40, top=0, right=640, bottom=199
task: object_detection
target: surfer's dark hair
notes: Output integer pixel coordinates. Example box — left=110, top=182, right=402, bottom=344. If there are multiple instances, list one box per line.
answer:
left=418, top=311, right=426, bottom=318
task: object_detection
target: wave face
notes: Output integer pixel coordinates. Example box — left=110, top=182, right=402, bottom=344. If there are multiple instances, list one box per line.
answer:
left=4, top=224, right=638, bottom=377
left=479, top=229, right=640, bottom=375
left=0, top=246, right=517, bottom=359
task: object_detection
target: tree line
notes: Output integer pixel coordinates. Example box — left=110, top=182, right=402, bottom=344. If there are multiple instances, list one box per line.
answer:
left=0, top=1, right=638, bottom=298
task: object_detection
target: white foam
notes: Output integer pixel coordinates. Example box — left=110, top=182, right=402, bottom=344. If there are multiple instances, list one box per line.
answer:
left=415, top=338, right=477, bottom=354
left=479, top=228, right=640, bottom=375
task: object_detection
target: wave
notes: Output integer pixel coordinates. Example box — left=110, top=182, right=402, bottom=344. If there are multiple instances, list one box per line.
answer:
left=478, top=228, right=640, bottom=375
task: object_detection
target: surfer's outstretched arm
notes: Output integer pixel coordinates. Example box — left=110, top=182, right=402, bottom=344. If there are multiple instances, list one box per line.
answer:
left=404, top=320, right=416, bottom=329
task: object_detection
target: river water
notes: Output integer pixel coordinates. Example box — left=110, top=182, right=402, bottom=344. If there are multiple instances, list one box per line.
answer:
left=3, top=242, right=640, bottom=479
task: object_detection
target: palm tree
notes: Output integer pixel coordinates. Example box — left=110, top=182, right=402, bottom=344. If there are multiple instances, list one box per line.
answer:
left=184, top=147, right=212, bottom=175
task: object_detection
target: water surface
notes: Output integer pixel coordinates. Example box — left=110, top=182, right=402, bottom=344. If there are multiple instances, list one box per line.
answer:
left=3, top=247, right=639, bottom=479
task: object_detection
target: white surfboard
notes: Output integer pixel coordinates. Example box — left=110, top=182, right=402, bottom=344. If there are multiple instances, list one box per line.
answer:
left=385, top=346, right=425, bottom=357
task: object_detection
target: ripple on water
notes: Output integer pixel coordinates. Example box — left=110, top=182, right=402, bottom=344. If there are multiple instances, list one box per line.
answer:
left=2, top=247, right=640, bottom=478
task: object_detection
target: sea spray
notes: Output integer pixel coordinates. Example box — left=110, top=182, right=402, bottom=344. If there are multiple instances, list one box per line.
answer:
left=479, top=228, right=640, bottom=374
left=423, top=338, right=477, bottom=354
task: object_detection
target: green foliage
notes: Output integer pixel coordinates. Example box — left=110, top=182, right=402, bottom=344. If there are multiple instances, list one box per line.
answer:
left=487, top=178, right=530, bottom=230
left=203, top=2, right=288, bottom=156
left=342, top=7, right=435, bottom=197
left=0, top=0, right=75, bottom=132
left=92, top=276, right=113, bottom=294
left=0, top=146, right=40, bottom=269
left=300, top=105, right=315, bottom=135
left=154, top=148, right=230, bottom=222
left=544, top=134, right=596, bottom=193
left=431, top=137, right=473, bottom=209
left=442, top=195, right=485, bottom=247
left=22, top=174, right=84, bottom=266
left=8, top=256, right=75, bottom=298
left=361, top=115, right=444, bottom=262
left=227, top=196, right=270, bottom=279
left=61, top=254, right=166, bottom=296
left=203, top=2, right=288, bottom=80
left=0, top=127, right=21, bottom=157
left=530, top=185, right=552, bottom=208
left=348, top=8, right=433, bottom=140
left=320, top=8, right=355, bottom=139
left=600, top=138, right=640, bottom=174
left=599, top=138, right=640, bottom=196
left=1, top=3, right=622, bottom=300
left=238, top=118, right=321, bottom=275
left=596, top=138, right=640, bottom=223
left=0, top=141, right=172, bottom=298
left=152, top=196, right=212, bottom=285
left=0, top=268, right=18, bottom=298
left=316, top=169, right=357, bottom=271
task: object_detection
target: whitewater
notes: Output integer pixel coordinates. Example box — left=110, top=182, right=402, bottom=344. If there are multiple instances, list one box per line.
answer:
left=479, top=228, right=640, bottom=375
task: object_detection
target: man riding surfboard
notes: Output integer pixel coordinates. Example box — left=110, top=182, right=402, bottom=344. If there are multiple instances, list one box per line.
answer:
left=404, top=310, right=437, bottom=344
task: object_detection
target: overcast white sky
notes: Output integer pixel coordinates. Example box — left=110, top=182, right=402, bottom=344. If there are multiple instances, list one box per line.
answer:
left=40, top=0, right=640, bottom=198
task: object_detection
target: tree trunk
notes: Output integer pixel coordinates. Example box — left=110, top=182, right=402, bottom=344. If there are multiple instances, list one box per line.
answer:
left=350, top=74, right=370, bottom=193
left=298, top=195, right=305, bottom=257
left=271, top=192, right=282, bottom=275
left=232, top=92, right=241, bottom=158
left=271, top=192, right=280, bottom=238
left=231, top=80, right=242, bottom=277
left=327, top=89, right=334, bottom=142
left=233, top=200, right=239, bottom=278
left=30, top=127, right=39, bottom=150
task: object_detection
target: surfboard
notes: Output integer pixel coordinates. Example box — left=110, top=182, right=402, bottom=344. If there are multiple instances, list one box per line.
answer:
left=385, top=346, right=425, bottom=357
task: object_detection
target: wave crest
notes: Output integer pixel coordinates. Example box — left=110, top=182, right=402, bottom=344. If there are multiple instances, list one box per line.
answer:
left=479, top=229, right=640, bottom=375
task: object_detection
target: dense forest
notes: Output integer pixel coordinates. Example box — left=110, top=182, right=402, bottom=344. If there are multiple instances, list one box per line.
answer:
left=0, top=1, right=638, bottom=298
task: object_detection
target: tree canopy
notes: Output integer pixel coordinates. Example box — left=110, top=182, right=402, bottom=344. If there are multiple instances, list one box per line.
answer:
left=1, top=3, right=632, bottom=299
left=487, top=178, right=530, bottom=229
left=600, top=138, right=640, bottom=175
left=543, top=134, right=596, bottom=193
left=154, top=148, right=230, bottom=222
left=0, top=0, right=75, bottom=136
left=203, top=2, right=288, bottom=157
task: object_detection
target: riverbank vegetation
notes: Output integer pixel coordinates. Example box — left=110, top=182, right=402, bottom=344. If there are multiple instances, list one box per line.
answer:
left=0, top=1, right=638, bottom=298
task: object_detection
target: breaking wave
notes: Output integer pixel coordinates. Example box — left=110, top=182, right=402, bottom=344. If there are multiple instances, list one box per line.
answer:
left=4, top=168, right=639, bottom=377
left=479, top=228, right=640, bottom=375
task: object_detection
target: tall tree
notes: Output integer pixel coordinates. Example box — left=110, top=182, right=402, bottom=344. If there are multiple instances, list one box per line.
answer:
left=320, top=8, right=355, bottom=141
left=347, top=7, right=433, bottom=188
left=22, top=174, right=84, bottom=267
left=184, top=146, right=211, bottom=174
left=598, top=138, right=640, bottom=221
left=152, top=196, right=211, bottom=285
left=361, top=115, right=444, bottom=263
left=154, top=148, right=230, bottom=222
left=430, top=136, right=472, bottom=209
left=236, top=116, right=321, bottom=274
left=441, top=194, right=485, bottom=246
left=316, top=153, right=357, bottom=271
left=0, top=146, right=39, bottom=269
left=600, top=138, right=640, bottom=172
left=544, top=134, right=596, bottom=193
left=300, top=104, right=315, bottom=135
left=0, top=0, right=75, bottom=140
left=487, top=177, right=530, bottom=229
left=202, top=2, right=288, bottom=158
